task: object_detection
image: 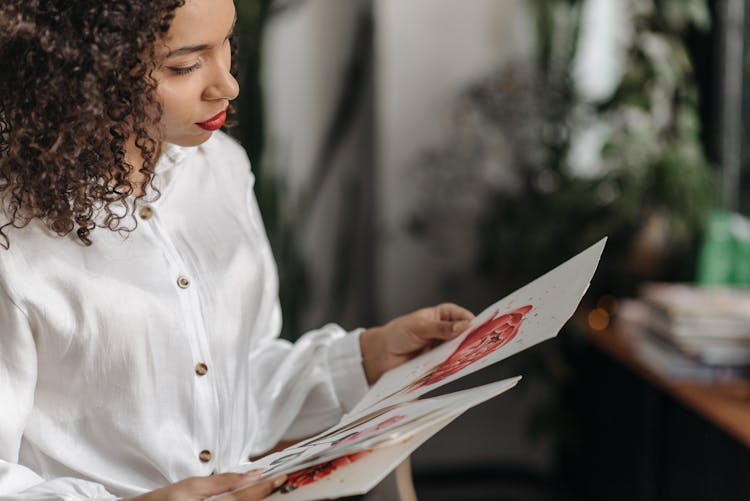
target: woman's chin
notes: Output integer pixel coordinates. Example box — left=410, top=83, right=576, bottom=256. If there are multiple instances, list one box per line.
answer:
left=167, top=129, right=215, bottom=147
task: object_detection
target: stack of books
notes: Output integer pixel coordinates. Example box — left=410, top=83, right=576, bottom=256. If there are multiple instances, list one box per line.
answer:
left=619, top=283, right=750, bottom=381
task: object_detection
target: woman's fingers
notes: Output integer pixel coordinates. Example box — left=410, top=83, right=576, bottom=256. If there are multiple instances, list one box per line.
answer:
left=360, top=302, right=475, bottom=383
left=182, top=473, right=249, bottom=497
left=412, top=315, right=472, bottom=343
left=451, top=319, right=471, bottom=333
left=123, top=471, right=268, bottom=501
left=229, top=475, right=287, bottom=500
left=436, top=302, right=475, bottom=322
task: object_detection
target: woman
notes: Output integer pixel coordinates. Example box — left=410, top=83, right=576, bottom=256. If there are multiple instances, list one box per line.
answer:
left=0, top=1, right=474, bottom=499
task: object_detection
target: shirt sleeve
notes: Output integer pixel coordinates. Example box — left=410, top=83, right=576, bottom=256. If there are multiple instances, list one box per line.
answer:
left=0, top=283, right=117, bottom=501
left=246, top=313, right=370, bottom=452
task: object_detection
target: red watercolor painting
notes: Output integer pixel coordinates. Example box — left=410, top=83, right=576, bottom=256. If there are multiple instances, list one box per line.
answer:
left=323, top=414, right=406, bottom=450
left=279, top=451, right=370, bottom=493
left=407, top=304, right=533, bottom=391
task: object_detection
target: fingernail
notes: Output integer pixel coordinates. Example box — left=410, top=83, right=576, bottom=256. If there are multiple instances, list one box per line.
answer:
left=452, top=321, right=469, bottom=333
left=272, top=475, right=287, bottom=488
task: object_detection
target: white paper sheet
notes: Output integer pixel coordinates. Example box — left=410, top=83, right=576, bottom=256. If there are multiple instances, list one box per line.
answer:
left=348, top=238, right=606, bottom=416
left=229, top=378, right=521, bottom=501
left=250, top=376, right=522, bottom=479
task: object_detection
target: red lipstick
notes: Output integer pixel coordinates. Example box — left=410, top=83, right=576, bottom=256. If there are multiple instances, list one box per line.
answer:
left=196, top=109, right=227, bottom=131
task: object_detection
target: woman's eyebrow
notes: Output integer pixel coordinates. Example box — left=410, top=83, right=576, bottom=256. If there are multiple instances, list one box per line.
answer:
left=166, top=43, right=212, bottom=58
left=165, top=13, right=237, bottom=58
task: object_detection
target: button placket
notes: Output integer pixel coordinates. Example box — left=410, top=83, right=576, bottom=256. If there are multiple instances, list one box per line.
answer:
left=145, top=206, right=220, bottom=471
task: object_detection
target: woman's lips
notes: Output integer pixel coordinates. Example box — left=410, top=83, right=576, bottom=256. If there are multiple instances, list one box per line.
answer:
left=196, top=109, right=227, bottom=131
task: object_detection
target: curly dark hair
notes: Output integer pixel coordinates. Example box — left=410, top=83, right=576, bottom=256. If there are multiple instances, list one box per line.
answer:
left=0, top=0, right=192, bottom=248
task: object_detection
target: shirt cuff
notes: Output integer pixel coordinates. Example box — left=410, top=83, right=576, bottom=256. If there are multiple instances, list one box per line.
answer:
left=326, top=327, right=369, bottom=413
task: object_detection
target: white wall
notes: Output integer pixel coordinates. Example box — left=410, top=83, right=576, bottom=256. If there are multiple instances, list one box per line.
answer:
left=262, top=0, right=374, bottom=331
left=263, top=0, right=364, bottom=199
left=374, top=0, right=534, bottom=319
left=263, top=0, right=536, bottom=325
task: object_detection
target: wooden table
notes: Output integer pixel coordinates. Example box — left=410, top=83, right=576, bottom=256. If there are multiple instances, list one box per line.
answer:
left=562, top=319, right=750, bottom=501
left=587, top=324, right=750, bottom=448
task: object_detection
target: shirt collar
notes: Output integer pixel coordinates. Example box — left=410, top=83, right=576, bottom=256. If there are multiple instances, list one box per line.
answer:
left=156, top=142, right=188, bottom=173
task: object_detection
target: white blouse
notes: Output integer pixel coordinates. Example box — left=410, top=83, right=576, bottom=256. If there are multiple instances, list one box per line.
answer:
left=0, top=132, right=369, bottom=500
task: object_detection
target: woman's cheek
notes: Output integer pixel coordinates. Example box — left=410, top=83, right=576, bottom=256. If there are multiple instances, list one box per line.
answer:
left=158, top=81, right=195, bottom=121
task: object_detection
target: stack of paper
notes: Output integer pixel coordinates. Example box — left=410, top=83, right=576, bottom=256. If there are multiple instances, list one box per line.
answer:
left=220, top=238, right=606, bottom=501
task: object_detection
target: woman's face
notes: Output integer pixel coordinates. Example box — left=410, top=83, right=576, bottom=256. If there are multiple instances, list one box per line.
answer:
left=153, top=0, right=239, bottom=147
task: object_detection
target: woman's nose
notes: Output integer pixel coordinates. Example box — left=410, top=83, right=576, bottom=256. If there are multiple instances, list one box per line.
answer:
left=203, top=64, right=240, bottom=101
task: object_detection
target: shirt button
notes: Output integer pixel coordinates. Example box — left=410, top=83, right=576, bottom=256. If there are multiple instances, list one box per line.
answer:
left=177, top=276, right=190, bottom=289
left=195, top=363, right=208, bottom=376
left=199, top=450, right=212, bottom=463
left=139, top=206, right=153, bottom=220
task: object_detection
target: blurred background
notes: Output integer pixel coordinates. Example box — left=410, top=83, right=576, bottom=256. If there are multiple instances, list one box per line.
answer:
left=230, top=0, right=750, bottom=499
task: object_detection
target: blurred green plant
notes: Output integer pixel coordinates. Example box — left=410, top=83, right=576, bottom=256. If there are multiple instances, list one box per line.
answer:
left=409, top=0, right=720, bottom=301
left=483, top=0, right=720, bottom=298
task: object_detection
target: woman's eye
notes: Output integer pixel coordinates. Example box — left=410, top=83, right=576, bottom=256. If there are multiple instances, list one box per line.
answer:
left=169, top=63, right=201, bottom=76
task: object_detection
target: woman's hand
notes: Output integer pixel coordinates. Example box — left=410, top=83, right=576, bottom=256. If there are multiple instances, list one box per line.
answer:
left=123, top=471, right=286, bottom=501
left=360, top=303, right=475, bottom=385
